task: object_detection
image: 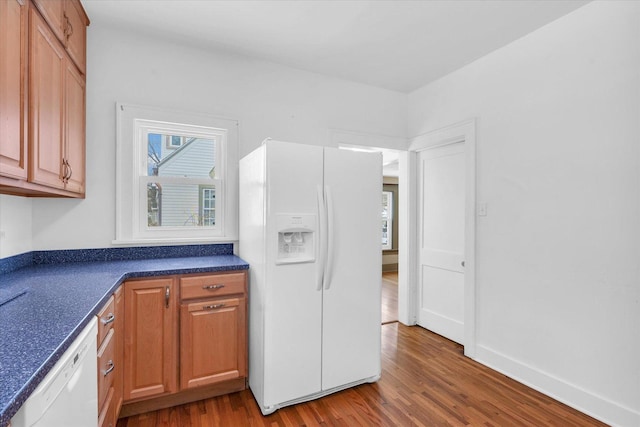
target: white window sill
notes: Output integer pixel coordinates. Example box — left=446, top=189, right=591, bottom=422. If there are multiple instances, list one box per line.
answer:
left=111, top=236, right=238, bottom=247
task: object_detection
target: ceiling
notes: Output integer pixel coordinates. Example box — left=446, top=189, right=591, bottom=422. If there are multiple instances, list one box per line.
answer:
left=83, top=0, right=590, bottom=94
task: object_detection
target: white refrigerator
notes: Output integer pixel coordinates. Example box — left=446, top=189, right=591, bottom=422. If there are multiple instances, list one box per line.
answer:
left=239, top=139, right=382, bottom=415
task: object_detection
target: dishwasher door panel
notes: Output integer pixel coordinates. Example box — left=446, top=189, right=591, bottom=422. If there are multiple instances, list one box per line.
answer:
left=12, top=318, right=98, bottom=427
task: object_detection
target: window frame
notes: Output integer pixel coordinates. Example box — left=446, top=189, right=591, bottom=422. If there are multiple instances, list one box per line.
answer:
left=115, top=103, right=239, bottom=244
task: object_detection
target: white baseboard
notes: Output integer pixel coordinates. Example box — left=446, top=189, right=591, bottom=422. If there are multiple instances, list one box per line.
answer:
left=475, top=345, right=640, bottom=427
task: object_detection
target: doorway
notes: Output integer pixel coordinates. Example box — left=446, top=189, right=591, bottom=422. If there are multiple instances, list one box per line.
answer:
left=331, top=131, right=404, bottom=326
left=381, top=271, right=399, bottom=324
left=417, top=141, right=465, bottom=343
left=405, top=119, right=476, bottom=356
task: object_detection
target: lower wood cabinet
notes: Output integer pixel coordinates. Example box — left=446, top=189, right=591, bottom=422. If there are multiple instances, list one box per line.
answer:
left=123, top=277, right=178, bottom=401
left=120, top=271, right=247, bottom=417
left=97, top=285, right=123, bottom=427
left=180, top=296, right=247, bottom=390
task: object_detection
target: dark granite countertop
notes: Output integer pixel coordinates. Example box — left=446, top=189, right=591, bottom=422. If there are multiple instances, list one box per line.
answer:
left=0, top=245, right=248, bottom=426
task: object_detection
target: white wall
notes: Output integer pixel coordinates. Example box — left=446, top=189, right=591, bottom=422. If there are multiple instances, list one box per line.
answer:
left=408, top=2, right=639, bottom=425
left=23, top=23, right=406, bottom=251
left=0, top=195, right=32, bottom=258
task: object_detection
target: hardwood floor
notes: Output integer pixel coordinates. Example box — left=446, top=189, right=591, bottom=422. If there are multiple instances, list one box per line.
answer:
left=117, top=322, right=606, bottom=427
left=381, top=271, right=398, bottom=324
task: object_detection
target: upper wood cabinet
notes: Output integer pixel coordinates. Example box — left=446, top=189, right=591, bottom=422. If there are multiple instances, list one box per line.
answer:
left=29, top=7, right=86, bottom=194
left=31, top=0, right=65, bottom=40
left=63, top=0, right=88, bottom=74
left=63, top=59, right=86, bottom=193
left=0, top=0, right=28, bottom=181
left=29, top=8, right=66, bottom=190
left=32, top=0, right=88, bottom=73
left=0, top=0, right=88, bottom=198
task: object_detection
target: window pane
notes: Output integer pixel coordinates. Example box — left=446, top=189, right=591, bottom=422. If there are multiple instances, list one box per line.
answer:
left=147, top=133, right=216, bottom=178
left=147, top=182, right=216, bottom=227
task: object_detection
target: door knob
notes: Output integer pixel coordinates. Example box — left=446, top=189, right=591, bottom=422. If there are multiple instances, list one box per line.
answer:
left=461, top=261, right=465, bottom=267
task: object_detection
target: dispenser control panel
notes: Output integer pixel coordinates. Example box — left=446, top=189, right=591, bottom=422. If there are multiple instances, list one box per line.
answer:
left=275, top=214, right=316, bottom=264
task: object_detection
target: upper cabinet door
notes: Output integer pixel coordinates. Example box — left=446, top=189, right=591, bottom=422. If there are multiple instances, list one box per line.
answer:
left=0, top=0, right=28, bottom=180
left=29, top=7, right=66, bottom=190
left=64, top=61, right=85, bottom=194
left=32, top=0, right=65, bottom=41
left=32, top=0, right=88, bottom=73
left=64, top=0, right=88, bottom=74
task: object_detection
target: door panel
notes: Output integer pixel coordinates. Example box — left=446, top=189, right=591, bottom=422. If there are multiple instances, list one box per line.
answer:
left=123, top=278, right=177, bottom=401
left=262, top=141, right=324, bottom=406
left=418, top=142, right=465, bottom=344
left=321, top=147, right=382, bottom=390
left=64, top=61, right=85, bottom=194
left=180, top=298, right=245, bottom=389
left=0, top=0, right=28, bottom=180
left=29, top=8, right=65, bottom=189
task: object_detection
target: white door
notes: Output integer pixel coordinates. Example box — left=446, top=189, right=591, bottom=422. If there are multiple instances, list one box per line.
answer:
left=321, top=147, right=382, bottom=390
left=417, top=142, right=465, bottom=344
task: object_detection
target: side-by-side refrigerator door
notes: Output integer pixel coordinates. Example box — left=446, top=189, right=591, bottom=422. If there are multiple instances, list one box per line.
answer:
left=321, top=147, right=382, bottom=391
left=263, top=141, right=325, bottom=409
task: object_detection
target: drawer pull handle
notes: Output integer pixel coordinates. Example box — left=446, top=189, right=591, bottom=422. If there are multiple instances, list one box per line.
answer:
left=203, top=284, right=225, bottom=290
left=103, top=360, right=115, bottom=377
left=101, top=313, right=115, bottom=325
left=203, top=303, right=226, bottom=310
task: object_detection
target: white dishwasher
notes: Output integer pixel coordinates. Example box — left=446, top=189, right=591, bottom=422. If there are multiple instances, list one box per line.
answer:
left=12, top=318, right=98, bottom=427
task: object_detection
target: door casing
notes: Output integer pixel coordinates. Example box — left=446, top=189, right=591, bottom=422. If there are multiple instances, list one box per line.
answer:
left=403, top=119, right=476, bottom=357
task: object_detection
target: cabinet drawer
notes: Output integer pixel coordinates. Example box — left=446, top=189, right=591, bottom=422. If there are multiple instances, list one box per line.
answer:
left=98, top=386, right=116, bottom=427
left=97, top=295, right=115, bottom=345
left=180, top=272, right=246, bottom=300
left=97, top=329, right=115, bottom=411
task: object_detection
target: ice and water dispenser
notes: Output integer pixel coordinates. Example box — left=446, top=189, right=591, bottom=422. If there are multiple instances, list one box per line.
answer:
left=275, top=214, right=316, bottom=264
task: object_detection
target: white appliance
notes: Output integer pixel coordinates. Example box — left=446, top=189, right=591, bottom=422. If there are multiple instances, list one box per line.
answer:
left=12, top=318, right=98, bottom=427
left=239, top=139, right=382, bottom=415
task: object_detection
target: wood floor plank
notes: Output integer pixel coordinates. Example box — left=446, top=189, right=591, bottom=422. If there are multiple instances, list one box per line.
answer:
left=118, top=322, right=607, bottom=427
left=381, top=272, right=398, bottom=324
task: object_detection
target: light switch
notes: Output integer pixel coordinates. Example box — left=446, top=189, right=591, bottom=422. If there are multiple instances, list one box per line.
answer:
left=477, top=202, right=487, bottom=216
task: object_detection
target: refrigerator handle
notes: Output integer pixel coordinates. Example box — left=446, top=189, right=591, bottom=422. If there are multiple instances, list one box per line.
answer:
left=316, top=185, right=327, bottom=291
left=323, top=185, right=335, bottom=290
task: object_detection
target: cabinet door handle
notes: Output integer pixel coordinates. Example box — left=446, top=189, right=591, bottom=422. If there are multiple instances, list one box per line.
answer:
left=101, top=313, right=115, bottom=325
left=165, top=286, right=170, bottom=308
left=64, top=14, right=73, bottom=40
left=61, top=159, right=73, bottom=183
left=203, top=303, right=226, bottom=310
left=103, top=360, right=115, bottom=377
left=61, top=159, right=68, bottom=183
left=66, top=160, right=73, bottom=182
left=202, top=284, right=225, bottom=290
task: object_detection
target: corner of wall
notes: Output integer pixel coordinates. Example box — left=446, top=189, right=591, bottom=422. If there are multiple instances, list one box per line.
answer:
left=0, top=195, right=33, bottom=258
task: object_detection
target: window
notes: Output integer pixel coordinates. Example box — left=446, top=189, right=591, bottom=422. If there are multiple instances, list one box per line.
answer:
left=165, top=134, right=185, bottom=149
left=201, top=186, right=215, bottom=226
left=382, top=191, right=393, bottom=250
left=116, top=104, right=239, bottom=243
